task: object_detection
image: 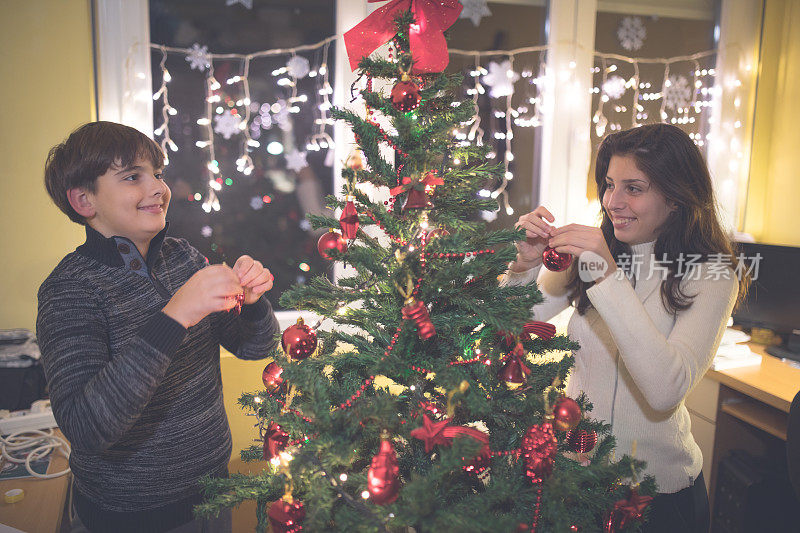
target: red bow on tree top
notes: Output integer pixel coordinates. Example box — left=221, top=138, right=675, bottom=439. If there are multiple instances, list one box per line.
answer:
left=344, top=0, right=463, bottom=74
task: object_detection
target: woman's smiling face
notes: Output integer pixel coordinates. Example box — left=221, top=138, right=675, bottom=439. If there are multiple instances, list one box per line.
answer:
left=602, top=154, right=676, bottom=245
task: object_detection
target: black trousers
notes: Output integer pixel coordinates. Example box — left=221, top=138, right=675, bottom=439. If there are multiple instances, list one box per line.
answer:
left=642, top=472, right=709, bottom=533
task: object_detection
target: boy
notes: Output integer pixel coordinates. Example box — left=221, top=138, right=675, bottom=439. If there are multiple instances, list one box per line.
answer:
left=37, top=121, right=280, bottom=532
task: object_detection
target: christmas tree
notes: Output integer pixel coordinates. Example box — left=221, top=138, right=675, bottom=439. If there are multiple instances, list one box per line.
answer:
left=198, top=5, right=655, bottom=532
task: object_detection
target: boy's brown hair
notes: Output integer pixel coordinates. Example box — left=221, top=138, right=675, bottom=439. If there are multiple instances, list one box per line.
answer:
left=44, top=121, right=165, bottom=224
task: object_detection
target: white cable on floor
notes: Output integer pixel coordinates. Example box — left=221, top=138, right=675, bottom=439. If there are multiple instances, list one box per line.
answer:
left=0, top=428, right=71, bottom=479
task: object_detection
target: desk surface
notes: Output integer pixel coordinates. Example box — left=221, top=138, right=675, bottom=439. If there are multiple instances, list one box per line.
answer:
left=0, top=429, right=70, bottom=533
left=707, top=342, right=800, bottom=412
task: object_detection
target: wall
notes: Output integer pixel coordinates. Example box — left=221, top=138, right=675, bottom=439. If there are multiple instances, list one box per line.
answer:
left=0, top=0, right=94, bottom=331
left=744, top=0, right=800, bottom=246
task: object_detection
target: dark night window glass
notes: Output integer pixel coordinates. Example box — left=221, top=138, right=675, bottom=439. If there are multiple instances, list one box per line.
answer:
left=150, top=0, right=336, bottom=310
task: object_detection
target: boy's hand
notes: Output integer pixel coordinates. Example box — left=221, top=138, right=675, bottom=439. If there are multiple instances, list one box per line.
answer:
left=232, top=255, right=274, bottom=305
left=162, top=265, right=243, bottom=328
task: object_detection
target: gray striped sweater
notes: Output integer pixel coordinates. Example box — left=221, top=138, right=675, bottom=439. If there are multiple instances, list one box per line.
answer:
left=37, top=225, right=280, bottom=514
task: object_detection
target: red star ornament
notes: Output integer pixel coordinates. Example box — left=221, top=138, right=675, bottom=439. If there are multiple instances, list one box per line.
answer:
left=410, top=414, right=451, bottom=453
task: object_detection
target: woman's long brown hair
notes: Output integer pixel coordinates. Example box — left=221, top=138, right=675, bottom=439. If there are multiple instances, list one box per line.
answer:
left=566, top=123, right=750, bottom=316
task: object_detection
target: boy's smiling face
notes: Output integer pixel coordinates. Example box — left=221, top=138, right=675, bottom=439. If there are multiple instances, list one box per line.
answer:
left=79, top=157, right=171, bottom=254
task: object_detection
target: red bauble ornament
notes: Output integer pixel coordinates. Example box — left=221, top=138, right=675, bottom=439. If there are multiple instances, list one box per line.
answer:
left=403, top=187, right=432, bottom=210
left=268, top=498, right=305, bottom=533
left=402, top=298, right=436, bottom=339
left=262, top=361, right=285, bottom=394
left=263, top=422, right=290, bottom=462
left=603, top=487, right=653, bottom=532
left=317, top=230, right=348, bottom=260
left=499, top=342, right=531, bottom=388
left=565, top=429, right=597, bottom=454
left=339, top=198, right=359, bottom=240
left=391, top=76, right=421, bottom=112
left=281, top=317, right=318, bottom=360
left=521, top=420, right=557, bottom=484
left=499, top=358, right=529, bottom=388
left=230, top=291, right=245, bottom=315
left=552, top=396, right=582, bottom=432
left=542, top=246, right=573, bottom=272
left=367, top=436, right=400, bottom=505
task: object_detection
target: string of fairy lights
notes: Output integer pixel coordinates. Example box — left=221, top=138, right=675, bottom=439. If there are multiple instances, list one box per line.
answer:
left=150, top=39, right=726, bottom=217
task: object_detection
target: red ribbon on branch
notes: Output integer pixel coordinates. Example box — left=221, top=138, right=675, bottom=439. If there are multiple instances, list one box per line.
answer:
left=344, top=0, right=463, bottom=73
left=389, top=172, right=444, bottom=197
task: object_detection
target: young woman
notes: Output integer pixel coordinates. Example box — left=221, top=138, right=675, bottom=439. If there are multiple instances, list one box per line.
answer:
left=505, top=123, right=748, bottom=532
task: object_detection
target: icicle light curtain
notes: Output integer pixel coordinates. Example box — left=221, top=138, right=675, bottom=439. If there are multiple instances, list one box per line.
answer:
left=150, top=39, right=719, bottom=216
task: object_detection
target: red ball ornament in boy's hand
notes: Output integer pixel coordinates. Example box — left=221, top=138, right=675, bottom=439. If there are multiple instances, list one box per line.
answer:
left=317, top=231, right=348, bottom=260
left=262, top=361, right=284, bottom=394
left=552, top=396, right=582, bottom=431
left=542, top=246, right=572, bottom=272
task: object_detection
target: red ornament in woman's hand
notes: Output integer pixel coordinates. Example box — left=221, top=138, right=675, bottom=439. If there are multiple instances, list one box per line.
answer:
left=542, top=246, right=572, bottom=272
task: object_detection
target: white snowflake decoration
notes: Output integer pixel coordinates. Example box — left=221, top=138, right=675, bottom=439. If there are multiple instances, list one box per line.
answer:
left=459, top=0, right=491, bottom=27
left=186, top=43, right=211, bottom=72
left=250, top=196, right=264, bottom=210
left=483, top=60, right=519, bottom=98
left=226, top=0, right=252, bottom=9
left=617, top=16, right=646, bottom=51
left=213, top=110, right=242, bottom=140
left=663, top=74, right=692, bottom=111
left=602, top=75, right=627, bottom=100
left=299, top=219, right=312, bottom=232
left=285, top=149, right=308, bottom=172
left=201, top=225, right=213, bottom=238
left=286, top=56, right=310, bottom=79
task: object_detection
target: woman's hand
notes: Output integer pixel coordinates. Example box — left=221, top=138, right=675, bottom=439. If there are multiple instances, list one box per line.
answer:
left=510, top=206, right=556, bottom=272
left=232, top=255, right=274, bottom=305
left=548, top=224, right=617, bottom=282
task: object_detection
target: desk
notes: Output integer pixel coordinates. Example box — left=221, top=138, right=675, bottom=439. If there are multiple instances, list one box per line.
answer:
left=0, top=429, right=71, bottom=533
left=686, top=342, right=800, bottom=521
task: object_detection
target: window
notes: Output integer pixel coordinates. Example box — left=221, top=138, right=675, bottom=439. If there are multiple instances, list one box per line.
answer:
left=446, top=1, right=548, bottom=226
left=588, top=5, right=719, bottom=200
left=149, top=0, right=336, bottom=310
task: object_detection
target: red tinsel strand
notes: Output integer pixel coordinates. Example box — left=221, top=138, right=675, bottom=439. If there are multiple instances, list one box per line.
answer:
left=364, top=211, right=408, bottom=245
left=366, top=118, right=409, bottom=159
left=335, top=325, right=403, bottom=410
left=490, top=448, right=521, bottom=458
left=531, top=486, right=543, bottom=532
left=365, top=76, right=373, bottom=121
left=462, top=275, right=484, bottom=288
left=271, top=397, right=314, bottom=424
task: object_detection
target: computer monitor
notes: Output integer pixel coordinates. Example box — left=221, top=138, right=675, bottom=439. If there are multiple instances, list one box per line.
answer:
left=732, top=242, right=800, bottom=362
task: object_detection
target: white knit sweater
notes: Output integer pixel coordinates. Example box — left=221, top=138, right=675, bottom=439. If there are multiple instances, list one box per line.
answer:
left=503, top=241, right=739, bottom=493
